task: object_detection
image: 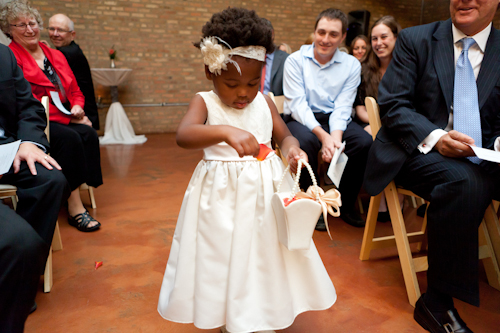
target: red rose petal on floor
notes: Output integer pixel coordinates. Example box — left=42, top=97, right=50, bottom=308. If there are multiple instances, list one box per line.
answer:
left=95, top=261, right=103, bottom=270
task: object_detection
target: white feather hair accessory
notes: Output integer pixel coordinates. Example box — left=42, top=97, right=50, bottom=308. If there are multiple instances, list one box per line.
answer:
left=200, top=36, right=266, bottom=75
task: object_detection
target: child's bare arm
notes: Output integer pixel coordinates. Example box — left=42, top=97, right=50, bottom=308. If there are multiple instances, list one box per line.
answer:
left=176, top=95, right=260, bottom=157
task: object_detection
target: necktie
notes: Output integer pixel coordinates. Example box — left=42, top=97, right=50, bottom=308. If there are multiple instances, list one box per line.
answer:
left=453, top=37, right=482, bottom=164
left=260, top=56, right=267, bottom=93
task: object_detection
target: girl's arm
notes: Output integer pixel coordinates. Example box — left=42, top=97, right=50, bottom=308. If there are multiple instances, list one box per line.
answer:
left=176, top=94, right=260, bottom=157
left=264, top=95, right=307, bottom=172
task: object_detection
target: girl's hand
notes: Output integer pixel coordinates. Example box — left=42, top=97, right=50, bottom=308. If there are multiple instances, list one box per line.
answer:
left=225, top=127, right=260, bottom=158
left=286, top=146, right=308, bottom=174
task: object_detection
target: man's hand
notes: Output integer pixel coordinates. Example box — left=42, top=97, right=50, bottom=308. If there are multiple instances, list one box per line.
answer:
left=70, top=115, right=93, bottom=127
left=13, top=142, right=62, bottom=175
left=434, top=130, right=475, bottom=158
left=315, top=129, right=344, bottom=163
left=70, top=105, right=85, bottom=119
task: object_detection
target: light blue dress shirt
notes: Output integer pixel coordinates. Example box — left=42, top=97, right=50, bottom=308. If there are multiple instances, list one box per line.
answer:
left=283, top=44, right=361, bottom=132
left=262, top=51, right=274, bottom=95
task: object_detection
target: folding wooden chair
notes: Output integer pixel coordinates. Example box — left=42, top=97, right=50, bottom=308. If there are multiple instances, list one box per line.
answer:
left=41, top=96, right=63, bottom=293
left=359, top=96, right=500, bottom=306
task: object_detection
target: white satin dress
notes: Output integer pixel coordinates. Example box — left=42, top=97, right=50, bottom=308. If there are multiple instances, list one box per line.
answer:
left=158, top=91, right=336, bottom=333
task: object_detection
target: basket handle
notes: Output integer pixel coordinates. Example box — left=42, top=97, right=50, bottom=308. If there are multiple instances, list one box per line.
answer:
left=276, top=159, right=319, bottom=199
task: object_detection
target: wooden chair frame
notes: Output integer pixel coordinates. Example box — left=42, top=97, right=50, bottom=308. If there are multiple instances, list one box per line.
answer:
left=359, top=96, right=500, bottom=306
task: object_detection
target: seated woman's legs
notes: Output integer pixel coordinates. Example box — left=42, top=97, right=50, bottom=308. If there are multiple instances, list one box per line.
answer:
left=49, top=122, right=102, bottom=231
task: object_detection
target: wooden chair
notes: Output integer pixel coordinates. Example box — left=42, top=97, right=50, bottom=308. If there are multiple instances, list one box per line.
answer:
left=0, top=185, right=18, bottom=210
left=267, top=92, right=288, bottom=166
left=41, top=96, right=63, bottom=293
left=359, top=96, right=500, bottom=306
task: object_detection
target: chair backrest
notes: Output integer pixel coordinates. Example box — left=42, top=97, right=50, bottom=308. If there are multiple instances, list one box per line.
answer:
left=41, top=96, right=50, bottom=142
left=364, top=96, right=382, bottom=140
left=267, top=92, right=285, bottom=115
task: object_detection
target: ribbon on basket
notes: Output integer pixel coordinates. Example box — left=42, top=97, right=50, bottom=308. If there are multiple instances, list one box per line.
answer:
left=277, top=159, right=342, bottom=240
left=295, top=186, right=341, bottom=240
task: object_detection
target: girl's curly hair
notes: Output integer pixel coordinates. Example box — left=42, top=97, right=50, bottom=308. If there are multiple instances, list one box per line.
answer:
left=194, top=7, right=275, bottom=54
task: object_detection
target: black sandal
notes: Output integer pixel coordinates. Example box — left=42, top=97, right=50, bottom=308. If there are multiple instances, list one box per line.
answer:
left=68, top=210, right=101, bottom=232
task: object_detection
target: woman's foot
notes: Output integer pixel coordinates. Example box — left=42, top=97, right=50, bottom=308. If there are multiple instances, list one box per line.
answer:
left=67, top=187, right=100, bottom=231
left=68, top=210, right=101, bottom=232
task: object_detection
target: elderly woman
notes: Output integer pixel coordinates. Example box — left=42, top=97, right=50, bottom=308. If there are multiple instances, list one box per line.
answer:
left=0, top=1, right=102, bottom=232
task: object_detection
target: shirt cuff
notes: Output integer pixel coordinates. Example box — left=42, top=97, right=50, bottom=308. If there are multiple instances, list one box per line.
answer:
left=22, top=141, right=47, bottom=153
left=417, top=129, right=447, bottom=154
left=495, top=136, right=500, bottom=152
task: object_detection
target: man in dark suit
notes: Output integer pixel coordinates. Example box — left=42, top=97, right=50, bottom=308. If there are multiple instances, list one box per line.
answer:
left=364, top=1, right=500, bottom=331
left=48, top=14, right=100, bottom=130
left=0, top=43, right=69, bottom=330
left=261, top=18, right=289, bottom=96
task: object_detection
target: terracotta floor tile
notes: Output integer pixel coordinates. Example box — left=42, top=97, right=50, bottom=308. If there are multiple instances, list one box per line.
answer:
left=24, top=134, right=500, bottom=332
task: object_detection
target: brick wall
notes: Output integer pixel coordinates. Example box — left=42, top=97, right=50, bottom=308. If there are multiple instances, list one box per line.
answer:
left=30, top=0, right=428, bottom=134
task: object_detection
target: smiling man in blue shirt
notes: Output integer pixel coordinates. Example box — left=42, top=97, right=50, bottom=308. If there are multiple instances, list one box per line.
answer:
left=283, top=8, right=372, bottom=229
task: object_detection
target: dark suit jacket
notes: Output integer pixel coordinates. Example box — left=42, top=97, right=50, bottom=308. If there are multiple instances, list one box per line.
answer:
left=58, top=41, right=100, bottom=130
left=364, top=19, right=500, bottom=195
left=269, top=49, right=289, bottom=96
left=0, top=44, right=49, bottom=151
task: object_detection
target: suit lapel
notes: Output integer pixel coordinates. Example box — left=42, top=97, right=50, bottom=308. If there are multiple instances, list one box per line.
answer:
left=477, top=27, right=500, bottom=110
left=432, top=19, right=455, bottom=113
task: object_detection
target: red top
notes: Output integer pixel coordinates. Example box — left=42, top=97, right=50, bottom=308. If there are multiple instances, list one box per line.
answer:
left=9, top=40, right=85, bottom=125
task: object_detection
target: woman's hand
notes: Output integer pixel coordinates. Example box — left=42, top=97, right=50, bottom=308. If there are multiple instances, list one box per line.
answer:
left=70, top=116, right=93, bottom=127
left=70, top=105, right=85, bottom=119
left=225, top=127, right=260, bottom=158
left=286, top=146, right=308, bottom=174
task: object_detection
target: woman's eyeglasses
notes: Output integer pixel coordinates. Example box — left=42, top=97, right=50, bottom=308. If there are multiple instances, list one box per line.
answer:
left=10, top=22, right=39, bottom=31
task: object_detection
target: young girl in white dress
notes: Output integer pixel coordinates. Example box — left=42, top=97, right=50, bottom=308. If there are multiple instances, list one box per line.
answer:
left=158, top=8, right=337, bottom=333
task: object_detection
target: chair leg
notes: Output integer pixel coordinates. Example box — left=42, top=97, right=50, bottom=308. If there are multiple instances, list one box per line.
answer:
left=360, top=193, right=381, bottom=260
left=11, top=195, right=18, bottom=210
left=357, top=195, right=364, bottom=214
left=385, top=182, right=421, bottom=307
left=410, top=196, right=417, bottom=208
left=44, top=246, right=53, bottom=293
left=483, top=202, right=500, bottom=268
left=52, top=221, right=63, bottom=251
left=88, top=186, right=97, bottom=209
left=479, top=221, right=500, bottom=291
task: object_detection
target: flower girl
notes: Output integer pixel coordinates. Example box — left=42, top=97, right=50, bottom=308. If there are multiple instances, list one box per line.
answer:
left=158, top=8, right=337, bottom=333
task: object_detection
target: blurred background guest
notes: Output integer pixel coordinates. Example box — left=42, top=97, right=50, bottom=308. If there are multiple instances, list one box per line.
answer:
left=0, top=0, right=103, bottom=232
left=353, top=16, right=401, bottom=135
left=353, top=16, right=401, bottom=222
left=349, top=34, right=369, bottom=62
left=48, top=13, right=100, bottom=130
left=278, top=42, right=292, bottom=54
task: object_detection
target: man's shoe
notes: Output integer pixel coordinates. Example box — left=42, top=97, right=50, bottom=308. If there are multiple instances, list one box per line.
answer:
left=414, top=295, right=473, bottom=333
left=315, top=214, right=327, bottom=231
left=30, top=301, right=37, bottom=314
left=417, top=204, right=427, bottom=217
left=340, top=211, right=365, bottom=228
left=377, top=211, right=390, bottom=222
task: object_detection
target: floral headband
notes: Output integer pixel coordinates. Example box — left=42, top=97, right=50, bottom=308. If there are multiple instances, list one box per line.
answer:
left=200, top=36, right=266, bottom=75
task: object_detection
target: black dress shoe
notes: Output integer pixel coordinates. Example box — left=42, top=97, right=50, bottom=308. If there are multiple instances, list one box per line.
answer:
left=315, top=214, right=327, bottom=231
left=417, top=204, right=427, bottom=217
left=377, top=211, right=390, bottom=222
left=414, top=295, right=473, bottom=333
left=30, top=301, right=37, bottom=314
left=340, top=211, right=365, bottom=228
